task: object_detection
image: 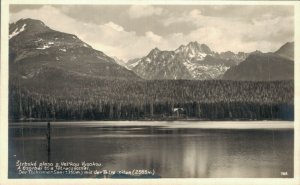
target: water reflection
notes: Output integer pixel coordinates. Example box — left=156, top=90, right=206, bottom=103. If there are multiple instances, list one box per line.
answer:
left=9, top=122, right=293, bottom=178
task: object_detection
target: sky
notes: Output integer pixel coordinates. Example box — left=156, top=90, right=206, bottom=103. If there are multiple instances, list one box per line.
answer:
left=10, top=5, right=294, bottom=61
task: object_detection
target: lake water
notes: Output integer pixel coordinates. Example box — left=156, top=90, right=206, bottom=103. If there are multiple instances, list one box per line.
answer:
left=9, top=121, right=294, bottom=178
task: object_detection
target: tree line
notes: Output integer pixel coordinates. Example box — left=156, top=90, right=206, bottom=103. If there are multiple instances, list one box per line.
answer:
left=9, top=78, right=294, bottom=121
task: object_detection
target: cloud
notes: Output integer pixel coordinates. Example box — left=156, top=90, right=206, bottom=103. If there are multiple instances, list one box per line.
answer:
left=128, top=5, right=163, bottom=19
left=189, top=9, right=202, bottom=19
left=145, top=31, right=162, bottom=43
left=161, top=8, right=294, bottom=53
left=104, top=22, right=124, bottom=32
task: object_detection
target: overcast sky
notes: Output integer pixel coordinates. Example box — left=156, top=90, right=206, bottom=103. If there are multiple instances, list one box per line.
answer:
left=10, top=5, right=294, bottom=61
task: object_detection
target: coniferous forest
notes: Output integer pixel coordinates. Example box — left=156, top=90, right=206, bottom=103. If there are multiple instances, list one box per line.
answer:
left=9, top=76, right=294, bottom=121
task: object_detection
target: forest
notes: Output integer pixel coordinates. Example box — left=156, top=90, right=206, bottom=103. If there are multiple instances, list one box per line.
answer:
left=9, top=76, right=294, bottom=121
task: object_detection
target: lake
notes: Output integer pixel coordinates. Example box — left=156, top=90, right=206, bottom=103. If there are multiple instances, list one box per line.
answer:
left=9, top=121, right=294, bottom=178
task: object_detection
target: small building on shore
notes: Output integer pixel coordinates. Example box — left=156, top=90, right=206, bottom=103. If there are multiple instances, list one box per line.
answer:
left=172, top=107, right=184, bottom=117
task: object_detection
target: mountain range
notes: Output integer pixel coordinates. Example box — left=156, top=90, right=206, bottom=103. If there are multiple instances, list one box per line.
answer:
left=126, top=41, right=249, bottom=80
left=9, top=18, right=294, bottom=83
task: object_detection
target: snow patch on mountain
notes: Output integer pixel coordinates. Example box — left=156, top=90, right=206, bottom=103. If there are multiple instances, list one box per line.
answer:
left=36, top=44, right=51, bottom=50
left=183, top=59, right=230, bottom=79
left=9, top=24, right=26, bottom=39
left=35, top=38, right=43, bottom=42
left=128, top=59, right=141, bottom=68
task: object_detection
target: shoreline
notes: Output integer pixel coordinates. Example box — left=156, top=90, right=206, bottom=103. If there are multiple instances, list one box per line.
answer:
left=9, top=121, right=294, bottom=130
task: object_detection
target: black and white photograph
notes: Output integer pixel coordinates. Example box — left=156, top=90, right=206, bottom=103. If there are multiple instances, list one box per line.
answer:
left=1, top=1, right=299, bottom=184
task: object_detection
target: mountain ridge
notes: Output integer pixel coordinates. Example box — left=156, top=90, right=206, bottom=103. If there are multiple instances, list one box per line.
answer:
left=9, top=18, right=141, bottom=83
left=222, top=44, right=294, bottom=81
left=275, top=41, right=294, bottom=60
left=128, top=41, right=249, bottom=80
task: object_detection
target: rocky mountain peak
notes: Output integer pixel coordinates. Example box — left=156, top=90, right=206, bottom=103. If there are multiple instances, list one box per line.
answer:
left=9, top=18, right=51, bottom=39
left=151, top=47, right=160, bottom=53
left=187, top=41, right=212, bottom=53
left=174, top=41, right=212, bottom=61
